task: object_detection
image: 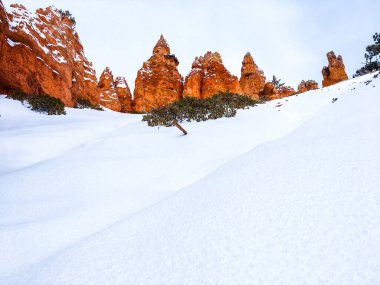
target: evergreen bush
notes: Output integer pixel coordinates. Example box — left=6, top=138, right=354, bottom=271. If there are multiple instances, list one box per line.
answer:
left=75, top=98, right=104, bottom=111
left=58, top=9, right=76, bottom=27
left=28, top=94, right=66, bottom=115
left=6, top=90, right=28, bottom=102
left=142, top=92, right=258, bottom=127
left=354, top=32, right=380, bottom=77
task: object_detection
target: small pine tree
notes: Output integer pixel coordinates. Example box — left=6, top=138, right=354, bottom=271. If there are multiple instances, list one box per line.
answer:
left=271, top=75, right=285, bottom=89
left=58, top=9, right=76, bottom=27
left=354, top=32, right=380, bottom=77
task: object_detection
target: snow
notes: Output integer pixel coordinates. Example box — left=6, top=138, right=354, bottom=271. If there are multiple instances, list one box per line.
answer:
left=0, top=73, right=379, bottom=284
left=6, top=37, right=16, bottom=47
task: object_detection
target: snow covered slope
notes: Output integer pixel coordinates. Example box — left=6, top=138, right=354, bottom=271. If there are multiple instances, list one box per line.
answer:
left=1, top=72, right=379, bottom=284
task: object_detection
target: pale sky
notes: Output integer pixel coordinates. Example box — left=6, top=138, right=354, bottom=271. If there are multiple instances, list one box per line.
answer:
left=3, top=0, right=380, bottom=90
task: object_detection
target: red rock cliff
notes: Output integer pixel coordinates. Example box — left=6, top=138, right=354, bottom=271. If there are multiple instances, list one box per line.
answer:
left=0, top=2, right=99, bottom=106
left=322, top=51, right=349, bottom=87
left=239, top=52, right=265, bottom=100
left=183, top=52, right=242, bottom=99
left=133, top=35, right=183, bottom=112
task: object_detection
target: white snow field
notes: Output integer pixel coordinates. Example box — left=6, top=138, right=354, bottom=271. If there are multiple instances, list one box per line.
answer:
left=0, top=72, right=379, bottom=284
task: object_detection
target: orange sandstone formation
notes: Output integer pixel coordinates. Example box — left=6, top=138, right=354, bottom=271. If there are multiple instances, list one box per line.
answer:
left=115, top=77, right=133, bottom=113
left=261, top=82, right=280, bottom=101
left=322, top=51, right=348, bottom=87
left=98, top=67, right=121, bottom=111
left=239, top=52, right=265, bottom=100
left=298, top=80, right=319, bottom=93
left=133, top=35, right=183, bottom=112
left=0, top=2, right=99, bottom=106
left=278, top=86, right=296, bottom=98
left=183, top=52, right=242, bottom=99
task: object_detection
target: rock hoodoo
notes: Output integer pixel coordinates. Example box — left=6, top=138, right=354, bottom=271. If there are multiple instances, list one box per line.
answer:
left=98, top=67, right=121, bottom=112
left=0, top=2, right=100, bottom=106
left=98, top=68, right=133, bottom=112
left=297, top=80, right=319, bottom=93
left=239, top=52, right=265, bottom=100
left=133, top=35, right=183, bottom=112
left=115, top=77, right=133, bottom=113
left=183, top=52, right=242, bottom=99
left=322, top=51, right=349, bottom=87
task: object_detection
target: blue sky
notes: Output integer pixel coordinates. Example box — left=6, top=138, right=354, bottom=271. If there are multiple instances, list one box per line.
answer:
left=3, top=0, right=380, bottom=89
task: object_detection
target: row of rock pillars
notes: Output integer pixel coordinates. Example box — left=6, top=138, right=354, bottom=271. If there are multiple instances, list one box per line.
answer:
left=0, top=3, right=349, bottom=113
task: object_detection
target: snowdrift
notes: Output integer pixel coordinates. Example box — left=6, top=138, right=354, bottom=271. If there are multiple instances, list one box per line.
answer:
left=1, top=73, right=379, bottom=284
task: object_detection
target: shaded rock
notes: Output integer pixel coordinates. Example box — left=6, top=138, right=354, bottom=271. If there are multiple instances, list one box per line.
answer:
left=322, top=51, right=349, bottom=87
left=0, top=2, right=100, bottom=106
left=183, top=51, right=242, bottom=99
left=133, top=35, right=183, bottom=112
left=298, top=80, right=319, bottom=93
left=239, top=52, right=265, bottom=100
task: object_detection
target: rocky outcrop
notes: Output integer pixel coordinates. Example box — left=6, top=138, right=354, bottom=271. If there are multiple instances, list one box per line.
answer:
left=278, top=86, right=296, bottom=98
left=239, top=52, right=265, bottom=100
left=133, top=35, right=183, bottom=112
left=115, top=77, right=133, bottom=113
left=261, top=82, right=279, bottom=101
left=98, top=68, right=133, bottom=112
left=322, top=51, right=349, bottom=87
left=183, top=52, right=242, bottom=99
left=182, top=57, right=203, bottom=99
left=98, top=67, right=121, bottom=112
left=0, top=2, right=100, bottom=106
left=297, top=80, right=319, bottom=93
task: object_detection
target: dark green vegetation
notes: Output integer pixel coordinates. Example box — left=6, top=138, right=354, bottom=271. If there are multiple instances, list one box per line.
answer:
left=354, top=32, right=380, bottom=77
left=142, top=92, right=259, bottom=127
left=75, top=98, right=104, bottom=111
left=58, top=9, right=76, bottom=27
left=28, top=94, right=66, bottom=115
left=5, top=90, right=28, bottom=102
left=6, top=91, right=66, bottom=115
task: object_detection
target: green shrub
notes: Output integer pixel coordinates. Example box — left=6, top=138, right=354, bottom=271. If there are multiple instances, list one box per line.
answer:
left=75, top=98, right=104, bottom=111
left=6, top=90, right=28, bottom=102
left=28, top=94, right=66, bottom=115
left=142, top=92, right=258, bottom=127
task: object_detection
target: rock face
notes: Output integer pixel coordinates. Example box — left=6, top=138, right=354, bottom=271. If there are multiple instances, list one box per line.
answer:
left=322, top=51, right=349, bottom=87
left=133, top=35, right=183, bottom=112
left=278, top=86, right=296, bottom=98
left=0, top=2, right=100, bottom=106
left=261, top=82, right=279, bottom=101
left=115, top=77, right=133, bottom=113
left=298, top=80, right=319, bottom=93
left=98, top=67, right=121, bottom=112
left=239, top=52, right=265, bottom=100
left=183, top=52, right=242, bottom=99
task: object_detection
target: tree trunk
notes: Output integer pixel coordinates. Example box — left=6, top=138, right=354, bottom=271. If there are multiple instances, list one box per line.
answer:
left=173, top=120, right=188, bottom=135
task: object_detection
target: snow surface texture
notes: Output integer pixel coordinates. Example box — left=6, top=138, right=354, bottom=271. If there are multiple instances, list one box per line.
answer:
left=0, top=73, right=379, bottom=284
